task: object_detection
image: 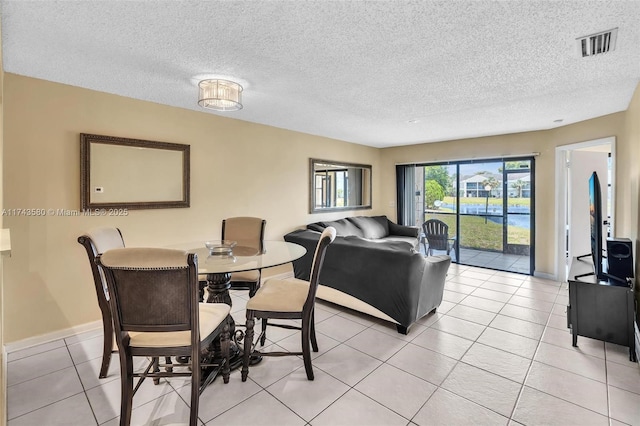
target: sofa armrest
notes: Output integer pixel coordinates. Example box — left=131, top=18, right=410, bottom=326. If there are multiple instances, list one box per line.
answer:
left=388, top=220, right=419, bottom=238
left=413, top=254, right=451, bottom=320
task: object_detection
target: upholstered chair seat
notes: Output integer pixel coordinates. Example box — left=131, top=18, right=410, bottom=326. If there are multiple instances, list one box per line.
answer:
left=128, top=303, right=230, bottom=348
left=246, top=278, right=310, bottom=313
left=229, top=269, right=260, bottom=283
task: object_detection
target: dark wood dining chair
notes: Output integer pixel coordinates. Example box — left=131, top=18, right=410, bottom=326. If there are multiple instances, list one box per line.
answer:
left=422, top=219, right=457, bottom=256
left=241, top=227, right=336, bottom=382
left=222, top=217, right=266, bottom=297
left=97, top=247, right=231, bottom=426
left=77, top=227, right=125, bottom=378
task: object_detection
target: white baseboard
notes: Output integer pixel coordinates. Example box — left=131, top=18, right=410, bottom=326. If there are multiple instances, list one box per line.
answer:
left=5, top=272, right=297, bottom=355
left=4, top=274, right=297, bottom=355
left=4, top=320, right=102, bottom=354
left=534, top=271, right=557, bottom=281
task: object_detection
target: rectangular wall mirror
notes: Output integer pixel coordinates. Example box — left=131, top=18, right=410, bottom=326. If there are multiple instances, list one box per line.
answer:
left=310, top=158, right=372, bottom=213
left=80, top=134, right=190, bottom=210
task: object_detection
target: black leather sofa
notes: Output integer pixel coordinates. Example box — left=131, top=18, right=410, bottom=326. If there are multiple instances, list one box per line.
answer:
left=284, top=215, right=451, bottom=334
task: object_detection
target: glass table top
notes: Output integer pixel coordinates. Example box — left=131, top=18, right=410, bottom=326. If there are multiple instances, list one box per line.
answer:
left=168, top=240, right=306, bottom=274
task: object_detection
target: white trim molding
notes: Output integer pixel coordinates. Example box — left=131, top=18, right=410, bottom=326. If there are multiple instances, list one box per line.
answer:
left=554, top=136, right=615, bottom=283
left=4, top=321, right=102, bottom=355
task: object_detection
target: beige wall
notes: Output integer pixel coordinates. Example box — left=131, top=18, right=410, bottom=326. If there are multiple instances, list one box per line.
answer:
left=380, top=111, right=631, bottom=278
left=626, top=83, right=640, bottom=260
left=1, top=25, right=6, bottom=426
left=1, top=74, right=382, bottom=343
left=2, top=72, right=639, bottom=345
left=622, top=83, right=640, bottom=317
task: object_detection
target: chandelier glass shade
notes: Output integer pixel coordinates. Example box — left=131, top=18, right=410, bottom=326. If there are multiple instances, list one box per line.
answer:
left=198, top=79, right=243, bottom=111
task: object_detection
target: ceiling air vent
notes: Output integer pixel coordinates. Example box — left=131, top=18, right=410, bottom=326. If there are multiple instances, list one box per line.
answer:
left=577, top=28, right=618, bottom=57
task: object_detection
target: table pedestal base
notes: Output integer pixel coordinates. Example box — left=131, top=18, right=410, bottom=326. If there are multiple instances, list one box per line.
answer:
left=201, top=272, right=261, bottom=377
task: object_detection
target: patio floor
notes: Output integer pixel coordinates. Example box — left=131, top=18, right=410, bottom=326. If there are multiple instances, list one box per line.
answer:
left=422, top=246, right=531, bottom=275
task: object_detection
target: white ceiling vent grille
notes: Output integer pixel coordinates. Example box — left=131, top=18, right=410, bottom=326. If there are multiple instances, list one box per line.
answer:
left=577, top=28, right=618, bottom=57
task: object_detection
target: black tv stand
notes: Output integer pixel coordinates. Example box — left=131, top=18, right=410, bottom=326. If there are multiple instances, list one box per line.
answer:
left=567, top=257, right=636, bottom=362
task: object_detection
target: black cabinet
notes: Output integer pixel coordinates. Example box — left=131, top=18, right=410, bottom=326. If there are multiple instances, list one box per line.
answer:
left=567, top=257, right=636, bottom=361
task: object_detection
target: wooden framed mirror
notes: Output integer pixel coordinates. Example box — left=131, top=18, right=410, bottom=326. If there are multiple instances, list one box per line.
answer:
left=80, top=134, right=190, bottom=210
left=310, top=158, right=372, bottom=213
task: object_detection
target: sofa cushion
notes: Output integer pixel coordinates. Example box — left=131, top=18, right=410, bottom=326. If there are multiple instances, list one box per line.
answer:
left=388, top=221, right=420, bottom=238
left=382, top=235, right=420, bottom=250
left=307, top=222, right=326, bottom=232
left=321, top=218, right=365, bottom=237
left=349, top=216, right=389, bottom=239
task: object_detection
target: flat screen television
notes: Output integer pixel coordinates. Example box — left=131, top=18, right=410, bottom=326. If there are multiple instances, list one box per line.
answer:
left=589, top=171, right=603, bottom=277
left=576, top=171, right=626, bottom=284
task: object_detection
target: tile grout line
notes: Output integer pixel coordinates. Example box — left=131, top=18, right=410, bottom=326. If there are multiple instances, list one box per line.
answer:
left=8, top=272, right=632, bottom=425
left=62, top=339, right=103, bottom=425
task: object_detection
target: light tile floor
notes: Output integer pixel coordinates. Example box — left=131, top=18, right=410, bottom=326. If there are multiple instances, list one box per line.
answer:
left=7, top=264, right=640, bottom=425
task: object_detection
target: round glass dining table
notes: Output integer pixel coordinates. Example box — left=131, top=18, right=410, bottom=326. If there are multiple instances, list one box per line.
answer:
left=170, top=240, right=307, bottom=303
left=167, top=240, right=307, bottom=372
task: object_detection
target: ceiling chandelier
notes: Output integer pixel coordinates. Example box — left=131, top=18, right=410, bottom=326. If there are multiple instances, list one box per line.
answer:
left=198, top=79, right=243, bottom=111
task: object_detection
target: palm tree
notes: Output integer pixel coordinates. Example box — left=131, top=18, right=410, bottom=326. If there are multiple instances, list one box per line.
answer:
left=511, top=179, right=526, bottom=198
left=482, top=176, right=500, bottom=195
left=482, top=177, right=500, bottom=223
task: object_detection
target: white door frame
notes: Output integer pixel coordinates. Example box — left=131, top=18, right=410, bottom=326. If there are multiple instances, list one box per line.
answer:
left=554, top=136, right=616, bottom=282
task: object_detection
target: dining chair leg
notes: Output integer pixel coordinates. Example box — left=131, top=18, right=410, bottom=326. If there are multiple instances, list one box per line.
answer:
left=190, top=346, right=200, bottom=426
left=310, top=310, right=318, bottom=352
left=119, top=350, right=134, bottom=426
left=301, top=317, right=314, bottom=380
left=242, top=315, right=255, bottom=382
left=260, top=319, right=268, bottom=346
left=152, top=357, right=160, bottom=385
left=99, top=320, right=113, bottom=379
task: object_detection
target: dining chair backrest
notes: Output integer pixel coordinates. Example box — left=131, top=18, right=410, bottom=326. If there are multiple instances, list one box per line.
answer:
left=77, top=227, right=125, bottom=378
left=222, top=217, right=266, bottom=252
left=304, top=226, right=337, bottom=309
left=98, top=248, right=197, bottom=336
left=220, top=217, right=267, bottom=297
left=78, top=227, right=125, bottom=301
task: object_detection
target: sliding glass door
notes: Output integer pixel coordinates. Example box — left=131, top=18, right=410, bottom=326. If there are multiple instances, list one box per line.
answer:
left=411, top=157, right=534, bottom=275
left=457, top=162, right=506, bottom=267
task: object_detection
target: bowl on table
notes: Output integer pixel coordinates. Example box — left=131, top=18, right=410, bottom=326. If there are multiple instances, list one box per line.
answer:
left=205, top=240, right=237, bottom=256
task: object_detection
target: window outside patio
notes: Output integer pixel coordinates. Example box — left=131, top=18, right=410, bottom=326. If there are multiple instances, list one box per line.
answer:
left=414, top=159, right=534, bottom=275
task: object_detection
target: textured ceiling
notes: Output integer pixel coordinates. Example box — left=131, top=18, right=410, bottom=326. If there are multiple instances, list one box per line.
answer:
left=2, top=1, right=639, bottom=148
